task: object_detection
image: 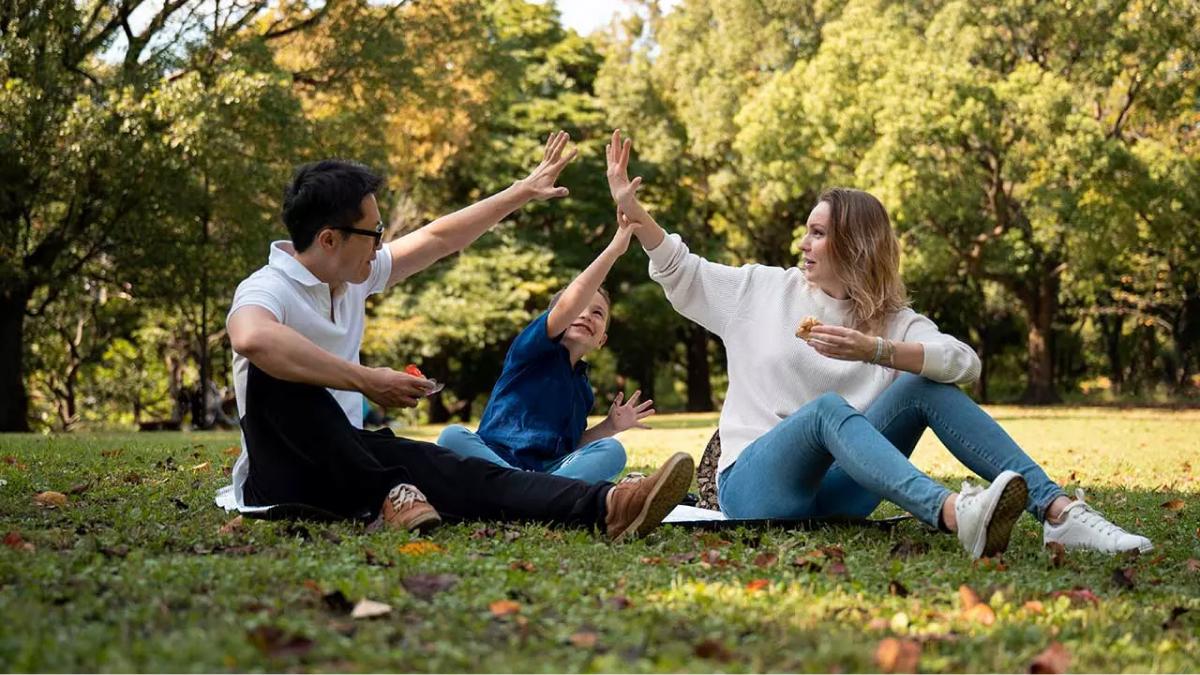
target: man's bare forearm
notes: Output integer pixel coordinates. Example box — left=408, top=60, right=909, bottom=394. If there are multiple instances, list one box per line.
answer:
left=229, top=310, right=368, bottom=392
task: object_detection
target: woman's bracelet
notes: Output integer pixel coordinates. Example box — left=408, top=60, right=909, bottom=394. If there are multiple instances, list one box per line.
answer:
left=871, top=336, right=884, bottom=364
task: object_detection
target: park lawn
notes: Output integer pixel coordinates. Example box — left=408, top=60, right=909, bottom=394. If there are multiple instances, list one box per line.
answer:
left=1, top=407, right=1199, bottom=673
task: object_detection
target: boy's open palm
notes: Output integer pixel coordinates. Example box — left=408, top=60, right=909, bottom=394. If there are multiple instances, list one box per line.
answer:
left=607, top=390, right=655, bottom=432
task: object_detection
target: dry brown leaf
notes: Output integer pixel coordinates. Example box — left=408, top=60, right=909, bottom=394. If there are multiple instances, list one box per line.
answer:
left=489, top=600, right=521, bottom=617
left=1161, top=498, right=1185, bottom=511
left=1050, top=586, right=1101, bottom=606
left=3, top=531, right=35, bottom=552
left=222, top=445, right=241, bottom=457
left=639, top=556, right=663, bottom=565
left=959, top=585, right=983, bottom=609
left=964, top=603, right=997, bottom=626
left=190, top=461, right=211, bottom=473
left=693, top=638, right=733, bottom=662
left=568, top=631, right=598, bottom=649
left=1029, top=641, right=1071, bottom=674
left=34, top=491, right=67, bottom=508
left=397, top=541, right=444, bottom=556
left=753, top=552, right=779, bottom=568
left=1045, top=541, right=1067, bottom=568
left=218, top=516, right=244, bottom=535
left=745, top=578, right=770, bottom=592
left=509, top=560, right=536, bottom=572
left=350, top=598, right=392, bottom=619
left=875, top=637, right=921, bottom=673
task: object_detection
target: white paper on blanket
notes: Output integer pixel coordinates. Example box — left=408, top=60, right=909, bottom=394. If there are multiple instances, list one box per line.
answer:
left=664, top=504, right=727, bottom=523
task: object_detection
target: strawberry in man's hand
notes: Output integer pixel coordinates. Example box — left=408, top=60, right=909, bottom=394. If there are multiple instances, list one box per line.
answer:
left=404, top=364, right=425, bottom=379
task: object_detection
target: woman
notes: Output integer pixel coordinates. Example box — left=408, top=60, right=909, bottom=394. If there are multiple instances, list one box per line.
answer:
left=604, top=129, right=1150, bottom=558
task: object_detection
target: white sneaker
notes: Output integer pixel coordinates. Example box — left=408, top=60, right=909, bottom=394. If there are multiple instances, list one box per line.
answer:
left=1043, top=489, right=1153, bottom=554
left=955, top=470, right=1028, bottom=559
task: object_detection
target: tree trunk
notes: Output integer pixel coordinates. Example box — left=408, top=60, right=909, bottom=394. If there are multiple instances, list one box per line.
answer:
left=1099, top=314, right=1124, bottom=394
left=1020, top=277, right=1062, bottom=404
left=636, top=362, right=656, bottom=404
left=684, top=325, right=714, bottom=412
left=0, top=290, right=31, bottom=431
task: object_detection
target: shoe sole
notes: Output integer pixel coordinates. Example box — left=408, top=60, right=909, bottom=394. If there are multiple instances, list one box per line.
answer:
left=408, top=511, right=443, bottom=534
left=615, top=452, right=694, bottom=541
left=981, top=474, right=1028, bottom=558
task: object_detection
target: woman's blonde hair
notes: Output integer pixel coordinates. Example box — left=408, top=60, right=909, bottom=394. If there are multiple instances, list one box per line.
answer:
left=818, top=187, right=909, bottom=335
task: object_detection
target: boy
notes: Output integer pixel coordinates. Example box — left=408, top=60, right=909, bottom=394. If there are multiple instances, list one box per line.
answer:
left=438, top=215, right=654, bottom=482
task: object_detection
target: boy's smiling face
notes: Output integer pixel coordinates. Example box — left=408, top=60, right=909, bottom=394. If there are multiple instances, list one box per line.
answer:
left=561, top=291, right=609, bottom=354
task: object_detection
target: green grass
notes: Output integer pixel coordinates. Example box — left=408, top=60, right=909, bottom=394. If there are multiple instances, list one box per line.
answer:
left=2, top=407, right=1199, bottom=672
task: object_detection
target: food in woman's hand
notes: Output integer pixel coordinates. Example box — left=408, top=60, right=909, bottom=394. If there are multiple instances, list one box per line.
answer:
left=795, top=316, right=822, bottom=341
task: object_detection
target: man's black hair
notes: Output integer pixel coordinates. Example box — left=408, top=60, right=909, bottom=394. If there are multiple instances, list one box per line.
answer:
left=282, top=160, right=384, bottom=252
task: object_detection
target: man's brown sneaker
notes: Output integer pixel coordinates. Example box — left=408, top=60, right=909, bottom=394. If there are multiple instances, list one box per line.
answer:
left=605, top=452, right=694, bottom=540
left=377, top=483, right=442, bottom=533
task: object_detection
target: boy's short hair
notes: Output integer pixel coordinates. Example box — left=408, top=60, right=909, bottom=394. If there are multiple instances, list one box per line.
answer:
left=548, top=287, right=612, bottom=328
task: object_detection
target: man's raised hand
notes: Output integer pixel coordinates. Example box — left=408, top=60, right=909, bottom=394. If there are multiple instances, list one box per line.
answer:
left=516, top=130, right=578, bottom=201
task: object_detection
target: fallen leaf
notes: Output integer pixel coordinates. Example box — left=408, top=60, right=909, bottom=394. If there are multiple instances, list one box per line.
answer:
left=34, top=491, right=67, bottom=508
left=959, top=585, right=983, bottom=609
left=401, top=573, right=459, bottom=601
left=322, top=590, right=354, bottom=614
left=693, top=638, right=733, bottom=662
left=66, top=482, right=90, bottom=495
left=1185, top=559, right=1200, bottom=573
left=973, top=556, right=1008, bottom=571
left=568, top=630, right=599, bottom=649
left=888, top=580, right=909, bottom=597
left=745, top=578, right=770, bottom=592
left=1028, top=641, right=1070, bottom=674
left=469, top=526, right=497, bottom=539
left=190, top=461, right=210, bottom=473
left=397, top=541, right=444, bottom=556
left=792, top=554, right=822, bottom=573
left=509, top=560, right=536, bottom=572
left=697, top=533, right=732, bottom=548
left=1112, top=567, right=1136, bottom=590
left=607, top=595, right=633, bottom=610
left=302, top=580, right=323, bottom=594
left=1160, top=498, right=1185, bottom=511
left=699, top=549, right=724, bottom=566
left=100, top=448, right=124, bottom=459
left=350, top=598, right=392, bottom=619
left=489, top=600, right=521, bottom=617
left=889, top=539, right=930, bottom=559
left=3, top=531, right=35, bottom=552
left=819, top=545, right=846, bottom=560
left=1049, top=586, right=1100, bottom=606
left=221, top=445, right=240, bottom=457
left=827, top=560, right=850, bottom=578
left=1023, top=600, right=1045, bottom=614
left=1163, top=606, right=1191, bottom=631
left=875, top=637, right=921, bottom=673
left=1045, top=542, right=1067, bottom=568
left=363, top=548, right=393, bottom=567
left=246, top=626, right=313, bottom=659
left=959, top=585, right=996, bottom=625
left=123, top=472, right=143, bottom=485
left=218, top=516, right=244, bottom=535
left=639, top=556, right=663, bottom=565
left=753, top=552, right=778, bottom=568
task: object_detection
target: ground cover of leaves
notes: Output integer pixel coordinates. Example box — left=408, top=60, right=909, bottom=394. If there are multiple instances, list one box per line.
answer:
left=2, top=407, right=1198, bottom=672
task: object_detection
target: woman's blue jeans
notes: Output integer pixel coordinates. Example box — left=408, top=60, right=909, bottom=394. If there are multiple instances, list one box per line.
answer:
left=717, top=373, right=1066, bottom=527
left=437, top=425, right=626, bottom=484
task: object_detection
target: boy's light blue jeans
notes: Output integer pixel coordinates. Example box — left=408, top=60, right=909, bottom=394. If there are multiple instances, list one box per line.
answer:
left=437, top=425, right=626, bottom=484
left=718, top=373, right=1066, bottom=527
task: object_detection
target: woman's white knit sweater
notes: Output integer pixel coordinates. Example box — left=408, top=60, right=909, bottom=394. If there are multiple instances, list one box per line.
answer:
left=646, top=233, right=982, bottom=477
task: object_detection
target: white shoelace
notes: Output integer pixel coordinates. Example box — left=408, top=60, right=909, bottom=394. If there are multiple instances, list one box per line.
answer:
left=387, top=483, right=427, bottom=511
left=959, top=481, right=983, bottom=501
left=1062, top=488, right=1128, bottom=537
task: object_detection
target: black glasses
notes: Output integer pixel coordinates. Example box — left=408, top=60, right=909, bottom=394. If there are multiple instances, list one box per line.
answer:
left=334, top=220, right=384, bottom=247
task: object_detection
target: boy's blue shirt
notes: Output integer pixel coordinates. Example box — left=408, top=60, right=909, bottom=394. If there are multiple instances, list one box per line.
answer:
left=476, top=311, right=595, bottom=469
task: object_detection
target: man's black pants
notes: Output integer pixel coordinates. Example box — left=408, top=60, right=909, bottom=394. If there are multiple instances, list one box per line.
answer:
left=241, top=364, right=611, bottom=527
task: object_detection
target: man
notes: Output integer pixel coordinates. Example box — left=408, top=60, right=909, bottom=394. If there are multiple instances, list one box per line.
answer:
left=214, top=132, right=692, bottom=539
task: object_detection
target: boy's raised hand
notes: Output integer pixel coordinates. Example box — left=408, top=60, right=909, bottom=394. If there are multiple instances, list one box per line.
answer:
left=606, top=390, right=656, bottom=432
left=517, top=130, right=578, bottom=201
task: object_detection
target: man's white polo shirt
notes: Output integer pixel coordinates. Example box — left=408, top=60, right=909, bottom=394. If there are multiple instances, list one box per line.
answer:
left=214, top=240, right=393, bottom=512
